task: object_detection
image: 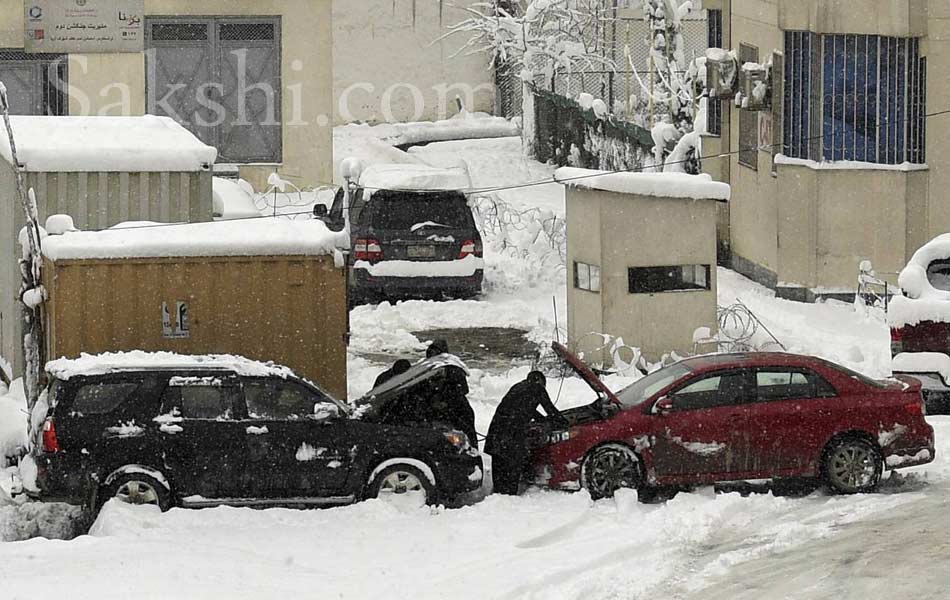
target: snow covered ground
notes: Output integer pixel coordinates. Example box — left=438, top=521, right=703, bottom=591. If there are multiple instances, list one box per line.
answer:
left=0, top=122, right=936, bottom=598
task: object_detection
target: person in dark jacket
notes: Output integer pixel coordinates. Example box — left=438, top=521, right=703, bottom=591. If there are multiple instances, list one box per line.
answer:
left=485, top=371, right=567, bottom=495
left=373, top=359, right=411, bottom=389
left=425, top=340, right=478, bottom=446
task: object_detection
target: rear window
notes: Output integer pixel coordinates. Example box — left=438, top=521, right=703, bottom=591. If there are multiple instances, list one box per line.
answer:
left=370, top=191, right=473, bottom=231
left=927, top=259, right=950, bottom=291
left=70, top=382, right=139, bottom=415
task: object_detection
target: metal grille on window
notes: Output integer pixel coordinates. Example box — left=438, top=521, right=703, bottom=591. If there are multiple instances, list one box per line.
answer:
left=784, top=32, right=924, bottom=164
left=149, top=23, right=209, bottom=41
left=218, top=23, right=276, bottom=42
left=0, top=50, right=68, bottom=116
left=706, top=9, right=722, bottom=136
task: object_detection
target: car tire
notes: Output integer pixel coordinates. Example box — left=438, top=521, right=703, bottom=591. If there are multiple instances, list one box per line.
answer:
left=821, top=436, right=883, bottom=495
left=102, top=472, right=172, bottom=512
left=580, top=443, right=643, bottom=501
left=367, top=464, right=437, bottom=508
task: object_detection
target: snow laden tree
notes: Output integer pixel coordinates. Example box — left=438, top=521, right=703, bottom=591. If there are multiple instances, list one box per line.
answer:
left=447, top=0, right=615, bottom=155
left=0, top=82, right=46, bottom=446
left=632, top=0, right=704, bottom=174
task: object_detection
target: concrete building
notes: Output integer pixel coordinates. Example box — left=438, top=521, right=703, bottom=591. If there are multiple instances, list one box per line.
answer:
left=703, top=0, right=940, bottom=300
left=557, top=167, right=729, bottom=364
left=333, top=0, right=495, bottom=124
left=0, top=0, right=333, bottom=190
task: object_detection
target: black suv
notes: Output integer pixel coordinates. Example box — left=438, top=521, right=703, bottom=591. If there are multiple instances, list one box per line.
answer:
left=320, top=179, right=484, bottom=304
left=31, top=355, right=482, bottom=511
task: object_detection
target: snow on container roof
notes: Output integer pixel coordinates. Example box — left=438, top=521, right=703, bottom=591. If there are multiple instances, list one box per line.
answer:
left=0, top=115, right=217, bottom=172
left=554, top=167, right=731, bottom=201
left=42, top=217, right=346, bottom=261
left=358, top=163, right=472, bottom=192
left=47, top=351, right=296, bottom=381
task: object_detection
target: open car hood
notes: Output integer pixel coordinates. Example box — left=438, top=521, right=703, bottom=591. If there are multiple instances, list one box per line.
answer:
left=551, top=342, right=620, bottom=404
left=352, top=353, right=470, bottom=416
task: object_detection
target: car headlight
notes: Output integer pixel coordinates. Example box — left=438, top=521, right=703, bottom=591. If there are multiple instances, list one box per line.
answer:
left=443, top=431, right=470, bottom=449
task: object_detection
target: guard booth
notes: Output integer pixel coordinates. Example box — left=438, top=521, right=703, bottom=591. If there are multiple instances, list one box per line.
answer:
left=557, top=167, right=730, bottom=365
left=0, top=115, right=216, bottom=376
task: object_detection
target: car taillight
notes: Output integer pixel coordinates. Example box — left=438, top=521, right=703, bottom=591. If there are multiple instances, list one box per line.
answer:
left=459, top=239, right=483, bottom=259
left=42, top=418, right=60, bottom=453
left=354, top=238, right=383, bottom=262
left=890, top=328, right=903, bottom=356
left=904, top=400, right=924, bottom=416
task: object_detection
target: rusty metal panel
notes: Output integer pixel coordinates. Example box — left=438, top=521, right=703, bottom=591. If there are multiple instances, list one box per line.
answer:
left=43, top=255, right=348, bottom=400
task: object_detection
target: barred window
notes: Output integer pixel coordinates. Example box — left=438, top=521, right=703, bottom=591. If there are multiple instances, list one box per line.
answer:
left=738, top=44, right=759, bottom=169
left=783, top=32, right=925, bottom=164
left=706, top=9, right=722, bottom=136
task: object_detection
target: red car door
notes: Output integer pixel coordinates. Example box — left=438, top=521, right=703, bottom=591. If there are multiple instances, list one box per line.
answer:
left=649, top=369, right=755, bottom=484
left=743, top=367, right=839, bottom=477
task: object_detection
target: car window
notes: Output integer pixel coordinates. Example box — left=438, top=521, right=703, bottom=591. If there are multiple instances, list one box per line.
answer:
left=244, top=380, right=322, bottom=420
left=755, top=369, right=836, bottom=401
left=616, top=363, right=693, bottom=407
left=163, top=382, right=235, bottom=420
left=669, top=371, right=750, bottom=411
left=70, top=382, right=139, bottom=415
left=370, top=190, right=473, bottom=231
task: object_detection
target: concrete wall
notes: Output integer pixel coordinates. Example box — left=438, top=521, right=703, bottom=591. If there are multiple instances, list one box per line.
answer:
left=565, top=187, right=606, bottom=364
left=566, top=187, right=719, bottom=364
left=332, top=0, right=494, bottom=124
left=0, top=0, right=334, bottom=190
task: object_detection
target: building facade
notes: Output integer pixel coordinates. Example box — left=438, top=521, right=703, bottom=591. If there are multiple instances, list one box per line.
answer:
left=333, top=0, right=495, bottom=124
left=704, top=0, right=941, bottom=300
left=0, top=0, right=333, bottom=190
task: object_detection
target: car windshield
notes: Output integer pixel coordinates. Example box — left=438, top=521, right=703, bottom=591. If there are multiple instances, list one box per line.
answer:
left=615, top=363, right=693, bottom=407
left=370, top=191, right=472, bottom=231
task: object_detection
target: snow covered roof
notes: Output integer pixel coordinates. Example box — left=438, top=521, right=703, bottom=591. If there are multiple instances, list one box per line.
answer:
left=47, top=351, right=296, bottom=381
left=41, top=217, right=346, bottom=261
left=0, top=115, right=217, bottom=172
left=554, top=167, right=731, bottom=201
left=358, top=163, right=472, bottom=192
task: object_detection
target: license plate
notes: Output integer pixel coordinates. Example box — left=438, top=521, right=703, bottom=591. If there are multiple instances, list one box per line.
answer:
left=407, top=245, right=436, bottom=258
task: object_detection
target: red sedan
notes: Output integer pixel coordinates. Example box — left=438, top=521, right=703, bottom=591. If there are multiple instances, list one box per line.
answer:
left=532, top=344, right=935, bottom=500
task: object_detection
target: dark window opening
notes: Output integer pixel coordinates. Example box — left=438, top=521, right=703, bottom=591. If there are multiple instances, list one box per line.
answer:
left=245, top=381, right=322, bottom=421
left=0, top=50, right=68, bottom=116
left=71, top=382, right=139, bottom=415
left=628, top=264, right=711, bottom=294
left=164, top=385, right=234, bottom=420
left=738, top=43, right=759, bottom=169
left=706, top=9, right=723, bottom=136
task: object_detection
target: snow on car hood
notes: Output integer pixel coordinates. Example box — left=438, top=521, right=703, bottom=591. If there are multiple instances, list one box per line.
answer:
left=551, top=342, right=620, bottom=404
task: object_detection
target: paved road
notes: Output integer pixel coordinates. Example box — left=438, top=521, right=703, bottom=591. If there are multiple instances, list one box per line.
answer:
left=678, top=490, right=950, bottom=600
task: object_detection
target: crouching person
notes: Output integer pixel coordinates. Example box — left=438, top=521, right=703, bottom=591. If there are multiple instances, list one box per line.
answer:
left=485, top=371, right=567, bottom=495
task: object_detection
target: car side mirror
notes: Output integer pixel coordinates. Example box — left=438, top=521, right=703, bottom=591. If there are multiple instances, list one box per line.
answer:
left=313, top=204, right=328, bottom=219
left=654, top=396, right=674, bottom=415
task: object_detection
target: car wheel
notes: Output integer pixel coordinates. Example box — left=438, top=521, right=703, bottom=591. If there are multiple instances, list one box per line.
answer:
left=104, top=473, right=172, bottom=511
left=367, top=464, right=437, bottom=509
left=822, top=437, right=883, bottom=494
left=581, top=444, right=643, bottom=501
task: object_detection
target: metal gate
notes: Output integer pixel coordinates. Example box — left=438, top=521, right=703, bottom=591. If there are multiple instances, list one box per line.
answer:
left=0, top=50, right=67, bottom=115
left=146, top=18, right=282, bottom=164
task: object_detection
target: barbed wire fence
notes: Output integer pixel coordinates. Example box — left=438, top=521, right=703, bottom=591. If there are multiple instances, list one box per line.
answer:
left=470, top=192, right=567, bottom=274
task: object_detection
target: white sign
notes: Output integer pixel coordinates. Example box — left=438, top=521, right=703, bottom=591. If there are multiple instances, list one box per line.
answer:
left=161, top=301, right=190, bottom=339
left=24, top=0, right=145, bottom=54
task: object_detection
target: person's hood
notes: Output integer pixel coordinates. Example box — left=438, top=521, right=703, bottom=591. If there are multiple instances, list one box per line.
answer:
left=352, top=353, right=469, bottom=416
left=551, top=342, right=620, bottom=404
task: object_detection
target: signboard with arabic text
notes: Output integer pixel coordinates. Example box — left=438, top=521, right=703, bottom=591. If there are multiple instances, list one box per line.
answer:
left=24, top=0, right=144, bottom=53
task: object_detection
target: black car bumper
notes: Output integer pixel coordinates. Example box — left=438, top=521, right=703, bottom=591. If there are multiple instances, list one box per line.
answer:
left=431, top=452, right=484, bottom=497
left=31, top=453, right=92, bottom=505
left=352, top=269, right=483, bottom=297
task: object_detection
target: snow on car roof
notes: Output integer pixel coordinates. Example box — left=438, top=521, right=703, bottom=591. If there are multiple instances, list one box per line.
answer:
left=46, top=351, right=297, bottom=381
left=0, top=115, right=217, bottom=172
left=554, top=167, right=731, bottom=201
left=41, top=217, right=346, bottom=261
left=358, top=163, right=472, bottom=192
left=890, top=234, right=950, bottom=328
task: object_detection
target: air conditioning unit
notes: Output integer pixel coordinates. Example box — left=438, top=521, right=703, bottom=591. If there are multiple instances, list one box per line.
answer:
left=738, top=63, right=770, bottom=111
left=705, top=48, right=738, bottom=100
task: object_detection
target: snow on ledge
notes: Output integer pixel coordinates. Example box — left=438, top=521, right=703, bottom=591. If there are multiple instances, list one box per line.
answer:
left=42, top=218, right=346, bottom=261
left=553, top=167, right=730, bottom=201
left=0, top=115, right=217, bottom=172
left=774, top=154, right=928, bottom=172
left=47, top=351, right=297, bottom=381
left=892, top=352, right=950, bottom=382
